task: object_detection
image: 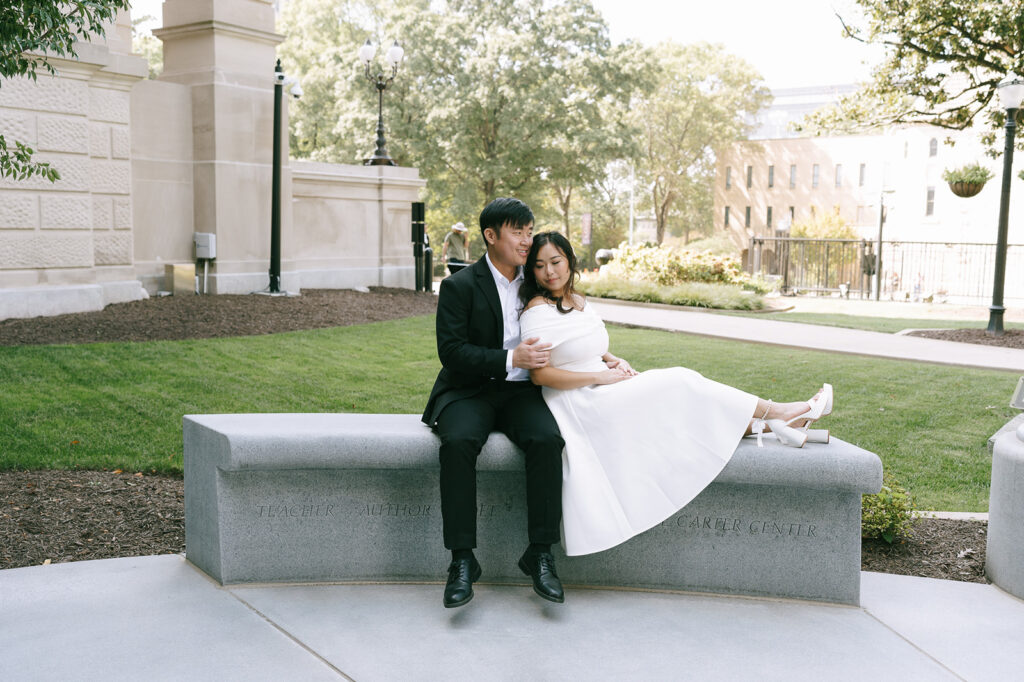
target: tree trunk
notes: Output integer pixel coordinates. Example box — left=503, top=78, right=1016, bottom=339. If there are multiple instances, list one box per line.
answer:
left=555, top=183, right=573, bottom=236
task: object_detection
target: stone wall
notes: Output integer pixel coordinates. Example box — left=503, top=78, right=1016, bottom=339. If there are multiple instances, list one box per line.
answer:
left=0, top=11, right=150, bottom=319
left=291, top=162, right=424, bottom=291
left=0, top=1, right=426, bottom=319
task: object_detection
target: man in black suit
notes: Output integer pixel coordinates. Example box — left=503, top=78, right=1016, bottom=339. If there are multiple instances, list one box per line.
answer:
left=423, top=197, right=565, bottom=608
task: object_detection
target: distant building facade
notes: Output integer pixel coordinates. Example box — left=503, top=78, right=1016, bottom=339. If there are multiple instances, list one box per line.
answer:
left=714, top=86, right=1024, bottom=301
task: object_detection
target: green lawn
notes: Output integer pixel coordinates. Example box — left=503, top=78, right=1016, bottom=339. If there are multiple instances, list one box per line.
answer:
left=1, top=314, right=1016, bottom=512
left=719, top=310, right=1024, bottom=334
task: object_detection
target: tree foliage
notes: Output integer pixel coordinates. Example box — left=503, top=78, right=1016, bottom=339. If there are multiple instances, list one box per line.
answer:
left=131, top=15, right=162, bottom=79
left=790, top=210, right=859, bottom=239
left=279, top=1, right=768, bottom=251
left=279, top=0, right=650, bottom=245
left=0, top=0, right=130, bottom=181
left=631, top=42, right=769, bottom=243
left=798, top=0, right=1024, bottom=154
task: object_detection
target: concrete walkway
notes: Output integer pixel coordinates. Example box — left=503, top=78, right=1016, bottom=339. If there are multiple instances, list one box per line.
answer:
left=588, top=298, right=1024, bottom=372
left=2, top=554, right=1022, bottom=681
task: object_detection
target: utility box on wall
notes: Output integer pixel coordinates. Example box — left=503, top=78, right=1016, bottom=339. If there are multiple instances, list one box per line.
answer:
left=194, top=233, right=216, bottom=260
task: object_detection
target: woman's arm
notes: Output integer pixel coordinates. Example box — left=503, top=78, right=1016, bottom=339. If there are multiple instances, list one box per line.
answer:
left=529, top=365, right=631, bottom=390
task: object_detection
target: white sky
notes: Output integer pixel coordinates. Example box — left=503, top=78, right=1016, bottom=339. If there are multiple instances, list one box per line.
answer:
left=129, top=0, right=884, bottom=89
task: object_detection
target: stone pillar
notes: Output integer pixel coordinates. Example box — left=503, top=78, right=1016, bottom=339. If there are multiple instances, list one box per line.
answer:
left=0, top=9, right=148, bottom=320
left=154, top=0, right=288, bottom=294
left=986, top=419, right=1024, bottom=599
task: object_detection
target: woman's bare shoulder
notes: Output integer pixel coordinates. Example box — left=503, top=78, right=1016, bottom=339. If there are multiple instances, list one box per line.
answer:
left=524, top=296, right=550, bottom=311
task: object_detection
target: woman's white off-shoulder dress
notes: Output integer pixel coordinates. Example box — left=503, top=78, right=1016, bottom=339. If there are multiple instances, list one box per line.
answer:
left=520, top=302, right=758, bottom=556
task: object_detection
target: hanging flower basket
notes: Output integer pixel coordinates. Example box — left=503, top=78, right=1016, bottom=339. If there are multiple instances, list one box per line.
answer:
left=948, top=181, right=986, bottom=198
left=942, top=163, right=994, bottom=198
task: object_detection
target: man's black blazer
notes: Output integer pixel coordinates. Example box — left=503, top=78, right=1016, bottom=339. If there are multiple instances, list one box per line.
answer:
left=422, top=257, right=519, bottom=427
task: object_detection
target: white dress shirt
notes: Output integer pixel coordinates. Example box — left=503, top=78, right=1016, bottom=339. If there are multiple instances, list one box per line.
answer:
left=485, top=252, right=529, bottom=381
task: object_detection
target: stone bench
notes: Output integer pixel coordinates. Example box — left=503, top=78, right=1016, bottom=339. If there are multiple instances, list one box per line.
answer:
left=183, top=413, right=882, bottom=605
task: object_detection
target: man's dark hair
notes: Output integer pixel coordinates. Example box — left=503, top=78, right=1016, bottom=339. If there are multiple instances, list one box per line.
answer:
left=479, top=197, right=534, bottom=239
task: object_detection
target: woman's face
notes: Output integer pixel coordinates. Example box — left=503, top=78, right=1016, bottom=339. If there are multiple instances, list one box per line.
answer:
left=533, top=242, right=571, bottom=296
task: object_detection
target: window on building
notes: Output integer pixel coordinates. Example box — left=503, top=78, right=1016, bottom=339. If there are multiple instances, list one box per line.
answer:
left=859, top=163, right=866, bottom=187
left=926, top=186, right=935, bottom=216
left=768, top=165, right=775, bottom=188
left=835, top=164, right=843, bottom=188
left=746, top=165, right=753, bottom=188
left=745, top=206, right=751, bottom=228
left=726, top=166, right=732, bottom=189
left=788, top=206, right=795, bottom=222
left=929, top=138, right=938, bottom=157
left=724, top=206, right=730, bottom=226
left=812, top=164, right=820, bottom=188
left=789, top=164, right=796, bottom=188
left=766, top=206, right=773, bottom=229
left=810, top=205, right=817, bottom=217
left=856, top=205, right=866, bottom=224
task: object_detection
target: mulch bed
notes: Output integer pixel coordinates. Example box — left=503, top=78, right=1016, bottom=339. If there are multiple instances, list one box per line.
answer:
left=906, top=328, right=1024, bottom=348
left=0, top=288, right=996, bottom=583
left=0, top=287, right=438, bottom=345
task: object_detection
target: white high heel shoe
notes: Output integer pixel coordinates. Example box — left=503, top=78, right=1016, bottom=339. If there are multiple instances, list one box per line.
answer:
left=783, top=384, right=833, bottom=429
left=751, top=418, right=808, bottom=448
left=764, top=418, right=809, bottom=447
left=801, top=428, right=830, bottom=444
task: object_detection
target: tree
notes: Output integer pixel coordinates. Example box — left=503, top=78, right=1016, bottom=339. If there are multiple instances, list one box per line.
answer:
left=278, top=0, right=648, bottom=247
left=0, top=0, right=130, bottom=181
left=798, top=0, right=1024, bottom=153
left=631, top=42, right=770, bottom=244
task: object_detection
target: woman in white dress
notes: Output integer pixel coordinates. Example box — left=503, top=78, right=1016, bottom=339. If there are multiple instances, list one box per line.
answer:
left=518, top=232, right=832, bottom=556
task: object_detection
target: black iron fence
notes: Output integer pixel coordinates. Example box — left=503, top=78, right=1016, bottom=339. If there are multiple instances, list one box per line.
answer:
left=749, top=237, right=1024, bottom=303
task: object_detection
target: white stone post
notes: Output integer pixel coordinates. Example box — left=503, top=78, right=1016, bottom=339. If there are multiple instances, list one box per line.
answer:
left=986, top=420, right=1024, bottom=599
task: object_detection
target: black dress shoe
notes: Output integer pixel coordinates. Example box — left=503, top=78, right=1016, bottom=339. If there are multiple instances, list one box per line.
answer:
left=443, top=557, right=482, bottom=608
left=518, top=551, right=564, bottom=603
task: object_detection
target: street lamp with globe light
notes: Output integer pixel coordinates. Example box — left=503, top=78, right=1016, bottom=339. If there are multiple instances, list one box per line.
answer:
left=359, top=39, right=405, bottom=166
left=988, top=73, right=1024, bottom=335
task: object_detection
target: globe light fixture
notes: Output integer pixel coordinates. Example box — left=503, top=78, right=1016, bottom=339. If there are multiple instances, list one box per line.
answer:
left=359, top=38, right=405, bottom=166
left=988, top=73, right=1024, bottom=335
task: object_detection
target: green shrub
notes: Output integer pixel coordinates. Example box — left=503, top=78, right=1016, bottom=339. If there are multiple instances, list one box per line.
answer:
left=862, top=473, right=916, bottom=544
left=578, top=274, right=766, bottom=310
left=601, top=241, right=766, bottom=292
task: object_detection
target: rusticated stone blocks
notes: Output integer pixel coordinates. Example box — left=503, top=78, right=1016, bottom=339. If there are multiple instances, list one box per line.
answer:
left=183, top=413, right=882, bottom=605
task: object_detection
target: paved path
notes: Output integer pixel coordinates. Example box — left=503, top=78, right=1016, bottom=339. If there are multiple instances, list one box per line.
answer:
left=588, top=298, right=1024, bottom=372
left=2, top=555, right=1021, bottom=681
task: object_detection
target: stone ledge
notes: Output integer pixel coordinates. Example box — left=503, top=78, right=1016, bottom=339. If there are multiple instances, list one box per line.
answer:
left=184, top=413, right=882, bottom=605
left=187, top=413, right=880, bottom=493
left=0, top=280, right=147, bottom=321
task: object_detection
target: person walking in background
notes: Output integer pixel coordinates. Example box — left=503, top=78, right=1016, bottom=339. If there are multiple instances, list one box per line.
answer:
left=442, top=222, right=470, bottom=275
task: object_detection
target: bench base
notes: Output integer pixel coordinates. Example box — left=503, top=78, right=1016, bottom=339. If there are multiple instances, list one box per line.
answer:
left=184, top=414, right=880, bottom=605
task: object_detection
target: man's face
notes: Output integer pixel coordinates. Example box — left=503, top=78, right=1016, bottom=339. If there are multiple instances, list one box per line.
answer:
left=485, top=221, right=533, bottom=270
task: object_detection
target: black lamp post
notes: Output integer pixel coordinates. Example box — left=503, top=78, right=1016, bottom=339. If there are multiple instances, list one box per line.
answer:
left=359, top=39, right=404, bottom=166
left=266, top=59, right=302, bottom=295
left=988, top=73, right=1024, bottom=336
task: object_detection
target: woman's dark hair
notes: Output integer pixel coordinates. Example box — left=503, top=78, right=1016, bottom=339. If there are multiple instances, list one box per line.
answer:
left=519, top=231, right=581, bottom=315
